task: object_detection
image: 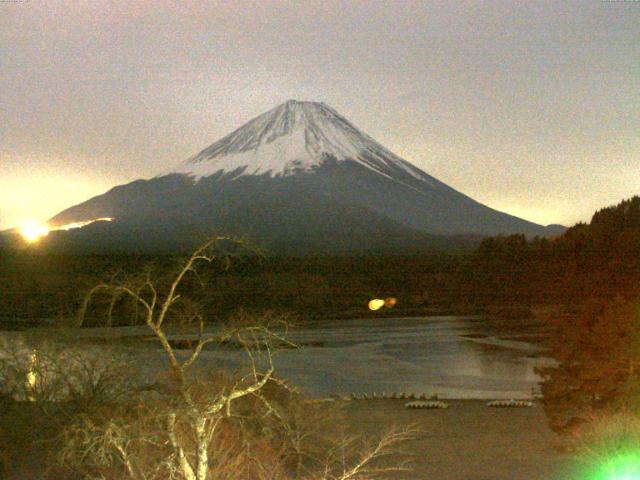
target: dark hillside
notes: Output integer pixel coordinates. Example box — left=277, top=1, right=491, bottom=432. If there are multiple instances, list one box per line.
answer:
left=1, top=197, right=637, bottom=328
left=467, top=196, right=640, bottom=305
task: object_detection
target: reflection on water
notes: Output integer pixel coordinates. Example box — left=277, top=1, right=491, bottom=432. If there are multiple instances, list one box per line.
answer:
left=200, top=316, right=553, bottom=399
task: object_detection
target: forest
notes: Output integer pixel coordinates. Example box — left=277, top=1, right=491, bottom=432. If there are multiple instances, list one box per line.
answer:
left=1, top=196, right=638, bottom=328
left=1, top=196, right=639, bottom=479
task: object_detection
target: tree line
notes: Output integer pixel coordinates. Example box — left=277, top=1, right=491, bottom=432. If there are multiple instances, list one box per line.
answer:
left=1, top=196, right=638, bottom=327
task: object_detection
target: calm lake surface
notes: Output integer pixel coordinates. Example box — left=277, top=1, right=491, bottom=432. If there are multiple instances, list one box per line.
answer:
left=1, top=316, right=553, bottom=400
left=197, top=315, right=553, bottom=399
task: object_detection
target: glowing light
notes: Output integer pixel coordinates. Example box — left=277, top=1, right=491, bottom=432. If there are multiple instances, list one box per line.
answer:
left=19, top=220, right=49, bottom=243
left=384, top=297, right=397, bottom=308
left=26, top=351, right=37, bottom=402
left=368, top=299, right=385, bottom=311
left=56, top=217, right=113, bottom=231
left=17, top=217, right=114, bottom=243
left=581, top=452, right=640, bottom=480
left=26, top=371, right=36, bottom=389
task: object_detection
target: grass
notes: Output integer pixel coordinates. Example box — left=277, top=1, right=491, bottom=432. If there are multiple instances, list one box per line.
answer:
left=339, top=399, right=577, bottom=480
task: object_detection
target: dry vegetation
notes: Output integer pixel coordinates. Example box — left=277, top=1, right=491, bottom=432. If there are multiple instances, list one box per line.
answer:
left=0, top=239, right=415, bottom=480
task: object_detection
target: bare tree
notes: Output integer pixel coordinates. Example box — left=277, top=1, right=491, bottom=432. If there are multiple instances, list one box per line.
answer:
left=65, top=238, right=415, bottom=480
left=0, top=330, right=139, bottom=410
left=74, top=239, right=284, bottom=479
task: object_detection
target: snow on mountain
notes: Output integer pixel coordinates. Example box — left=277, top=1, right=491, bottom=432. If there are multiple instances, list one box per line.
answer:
left=172, top=100, right=436, bottom=186
left=42, top=99, right=563, bottom=253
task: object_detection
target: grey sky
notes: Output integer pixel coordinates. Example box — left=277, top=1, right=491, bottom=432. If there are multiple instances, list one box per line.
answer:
left=1, top=0, right=638, bottom=230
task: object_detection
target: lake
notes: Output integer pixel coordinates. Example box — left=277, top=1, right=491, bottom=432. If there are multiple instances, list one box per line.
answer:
left=0, top=316, right=554, bottom=400
left=195, top=315, right=553, bottom=399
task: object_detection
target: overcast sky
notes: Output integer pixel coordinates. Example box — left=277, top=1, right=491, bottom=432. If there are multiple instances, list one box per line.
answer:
left=1, top=0, right=638, bottom=230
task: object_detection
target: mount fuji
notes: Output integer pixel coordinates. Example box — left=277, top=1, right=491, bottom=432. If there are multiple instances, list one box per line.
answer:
left=44, top=100, right=562, bottom=253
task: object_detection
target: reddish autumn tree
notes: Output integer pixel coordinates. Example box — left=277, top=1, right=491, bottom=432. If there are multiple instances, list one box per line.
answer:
left=537, top=296, right=640, bottom=434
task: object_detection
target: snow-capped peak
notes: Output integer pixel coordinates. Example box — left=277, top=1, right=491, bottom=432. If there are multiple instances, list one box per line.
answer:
left=172, top=100, right=432, bottom=182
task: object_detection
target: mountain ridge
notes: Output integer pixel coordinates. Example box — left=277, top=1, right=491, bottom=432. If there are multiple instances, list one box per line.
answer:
left=43, top=100, right=563, bottom=253
left=172, top=100, right=448, bottom=186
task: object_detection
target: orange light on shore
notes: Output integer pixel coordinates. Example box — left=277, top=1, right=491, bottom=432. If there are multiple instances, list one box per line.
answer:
left=368, top=297, right=397, bottom=311
left=385, top=297, right=397, bottom=308
left=368, top=299, right=385, bottom=311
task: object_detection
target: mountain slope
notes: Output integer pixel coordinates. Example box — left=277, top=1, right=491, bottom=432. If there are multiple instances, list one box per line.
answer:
left=47, top=100, right=561, bottom=253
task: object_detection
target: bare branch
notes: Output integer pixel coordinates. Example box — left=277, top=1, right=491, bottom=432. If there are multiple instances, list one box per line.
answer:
left=156, top=237, right=234, bottom=329
left=181, top=337, right=215, bottom=370
left=167, top=412, right=196, bottom=480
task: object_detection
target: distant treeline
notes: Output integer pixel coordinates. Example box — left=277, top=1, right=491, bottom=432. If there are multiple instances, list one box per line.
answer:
left=1, top=196, right=638, bottom=327
left=0, top=250, right=469, bottom=325
left=469, top=195, right=640, bottom=305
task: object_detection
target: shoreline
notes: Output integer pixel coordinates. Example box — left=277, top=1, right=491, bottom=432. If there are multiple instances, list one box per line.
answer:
left=0, top=302, right=563, bottom=332
left=338, top=398, right=575, bottom=480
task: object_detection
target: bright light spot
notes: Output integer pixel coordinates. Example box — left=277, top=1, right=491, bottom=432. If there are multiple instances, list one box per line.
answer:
left=385, top=297, right=397, bottom=308
left=17, top=217, right=114, bottom=243
left=26, top=371, right=36, bottom=389
left=26, top=351, right=37, bottom=402
left=19, top=220, right=49, bottom=243
left=368, top=299, right=385, bottom=311
left=56, top=217, right=113, bottom=231
left=582, top=452, right=640, bottom=480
